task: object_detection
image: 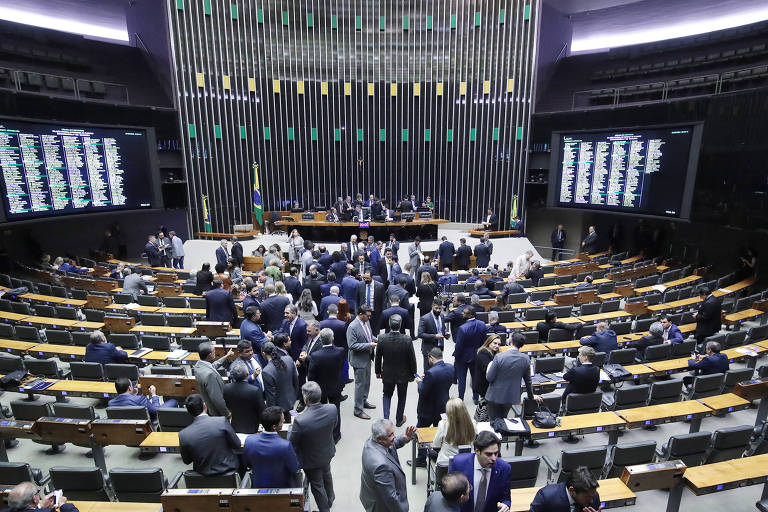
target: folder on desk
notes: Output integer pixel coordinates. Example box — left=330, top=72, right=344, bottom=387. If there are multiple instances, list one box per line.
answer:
left=130, top=348, right=153, bottom=358
left=26, top=379, right=55, bottom=391
left=166, top=349, right=190, bottom=361
left=531, top=373, right=551, bottom=385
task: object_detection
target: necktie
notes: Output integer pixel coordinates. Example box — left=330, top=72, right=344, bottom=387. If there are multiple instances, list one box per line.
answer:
left=245, top=358, right=253, bottom=373
left=367, top=284, right=373, bottom=308
left=362, top=321, right=372, bottom=343
left=360, top=263, right=365, bottom=274
left=435, top=314, right=442, bottom=333
left=476, top=468, right=488, bottom=511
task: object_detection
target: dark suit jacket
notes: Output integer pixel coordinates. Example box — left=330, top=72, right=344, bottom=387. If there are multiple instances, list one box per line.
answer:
left=308, top=345, right=346, bottom=398
left=341, top=275, right=360, bottom=313
left=223, top=381, right=266, bottom=434
left=216, top=246, right=229, bottom=266
left=695, top=295, right=723, bottom=338
left=283, top=276, right=302, bottom=303
left=416, top=283, right=438, bottom=315
left=530, top=482, right=600, bottom=512
left=474, top=243, right=491, bottom=268
left=417, top=360, right=454, bottom=422
left=318, top=252, right=334, bottom=270
left=108, top=392, right=161, bottom=422
left=375, top=331, right=417, bottom=383
left=473, top=349, right=495, bottom=396
left=688, top=352, right=729, bottom=375
left=357, top=280, right=385, bottom=328
left=536, top=321, right=578, bottom=342
left=580, top=329, right=618, bottom=354
left=454, top=319, right=488, bottom=364
left=277, top=318, right=308, bottom=360
left=416, top=264, right=438, bottom=284
left=319, top=317, right=349, bottom=350
left=664, top=324, right=685, bottom=344
left=231, top=242, right=244, bottom=265
left=525, top=267, right=545, bottom=286
left=262, top=355, right=299, bottom=411
left=456, top=245, right=472, bottom=269
left=145, top=242, right=162, bottom=267
left=627, top=332, right=664, bottom=357
left=260, top=295, right=291, bottom=332
left=289, top=403, right=338, bottom=469
left=205, top=287, right=237, bottom=324
left=562, top=363, right=600, bottom=399
left=85, top=342, right=127, bottom=366
left=329, top=261, right=348, bottom=282
left=449, top=453, right=511, bottom=512
left=551, top=229, right=567, bottom=247
left=195, top=269, right=214, bottom=295
left=304, top=275, right=327, bottom=303
left=484, top=213, right=499, bottom=231
left=386, top=285, right=410, bottom=308
left=243, top=432, right=299, bottom=487
left=179, top=415, right=240, bottom=475
left=319, top=294, right=342, bottom=320
left=582, top=231, right=598, bottom=254
left=380, top=305, right=413, bottom=336
left=418, top=312, right=448, bottom=352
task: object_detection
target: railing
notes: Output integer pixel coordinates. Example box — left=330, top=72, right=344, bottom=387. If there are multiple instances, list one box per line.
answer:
left=0, top=65, right=129, bottom=104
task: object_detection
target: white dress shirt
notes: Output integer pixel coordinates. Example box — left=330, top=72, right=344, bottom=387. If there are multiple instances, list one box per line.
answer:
left=473, top=455, right=491, bottom=507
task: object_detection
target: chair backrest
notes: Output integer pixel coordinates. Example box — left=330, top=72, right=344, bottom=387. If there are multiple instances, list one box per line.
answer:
left=553, top=306, right=573, bottom=318
left=508, top=456, right=540, bottom=488
left=539, top=277, right=556, bottom=287
left=71, top=331, right=92, bottom=347
left=723, top=368, right=755, bottom=393
left=10, top=302, right=31, bottom=315
left=608, top=348, right=636, bottom=365
left=166, top=315, right=194, bottom=327
left=707, top=425, right=753, bottom=463
left=601, top=301, right=620, bottom=313
left=705, top=333, right=727, bottom=346
left=84, top=309, right=106, bottom=323
left=505, top=292, right=527, bottom=305
left=181, top=337, right=208, bottom=352
left=45, top=329, right=73, bottom=345
left=109, top=467, right=167, bottom=502
left=665, top=432, right=712, bottom=466
left=0, top=353, right=24, bottom=373
left=162, top=297, right=188, bottom=308
left=34, top=304, right=56, bottom=318
left=10, top=400, right=53, bottom=421
left=157, top=408, right=194, bottom=431
left=497, top=311, right=517, bottom=323
left=69, top=361, right=105, bottom=381
left=649, top=380, right=682, bottom=405
left=52, top=403, right=97, bottom=420
left=70, top=290, right=88, bottom=301
left=633, top=318, right=654, bottom=333
left=188, top=297, right=207, bottom=309
left=525, top=308, right=548, bottom=321
left=530, top=291, right=552, bottom=302
left=140, top=313, right=166, bottom=326
left=555, top=275, right=573, bottom=285
left=24, top=358, right=60, bottom=378
left=55, top=306, right=78, bottom=320
left=523, top=395, right=561, bottom=419
left=106, top=406, right=151, bottom=422
left=137, top=295, right=161, bottom=307
left=0, top=462, right=36, bottom=486
left=614, top=385, right=650, bottom=410
left=748, top=324, right=768, bottom=342
left=579, top=303, right=601, bottom=316
left=688, top=373, right=725, bottom=399
left=565, top=391, right=603, bottom=415
left=521, top=331, right=539, bottom=344
left=113, top=294, right=133, bottom=304
left=610, top=320, right=631, bottom=335
left=150, top=365, right=186, bottom=376
left=0, top=323, right=14, bottom=338
left=671, top=340, right=696, bottom=356
left=105, top=363, right=140, bottom=382
left=14, top=325, right=40, bottom=342
left=49, top=466, right=110, bottom=501
left=534, top=356, right=565, bottom=374
left=642, top=343, right=671, bottom=362
left=141, top=335, right=171, bottom=351
left=547, top=328, right=574, bottom=342
left=725, top=331, right=748, bottom=348
left=183, top=470, right=239, bottom=488
left=559, top=445, right=608, bottom=482
left=607, top=441, right=657, bottom=478
left=580, top=324, right=597, bottom=337
left=108, top=333, right=139, bottom=350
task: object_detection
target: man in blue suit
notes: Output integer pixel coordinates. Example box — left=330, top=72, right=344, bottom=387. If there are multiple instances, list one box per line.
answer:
left=684, top=340, right=729, bottom=388
left=530, top=466, right=601, bottom=512
left=386, top=276, right=411, bottom=307
left=412, top=347, right=454, bottom=466
left=240, top=306, right=269, bottom=364
left=283, top=267, right=303, bottom=303
left=215, top=239, right=229, bottom=266
left=659, top=314, right=684, bottom=344
left=317, top=246, right=334, bottom=271
left=320, top=304, right=351, bottom=384
left=107, top=377, right=177, bottom=423
left=454, top=309, right=488, bottom=402
left=437, top=236, right=456, bottom=269
left=260, top=284, right=291, bottom=332
left=579, top=321, right=618, bottom=354
left=242, top=406, right=300, bottom=488
left=84, top=330, right=127, bottom=366
left=438, top=267, right=459, bottom=290
left=319, top=286, right=342, bottom=319
left=448, top=431, right=511, bottom=512
left=205, top=279, right=237, bottom=324
left=320, top=272, right=337, bottom=297
left=276, top=304, right=308, bottom=361
left=379, top=295, right=413, bottom=337
left=341, top=268, right=360, bottom=315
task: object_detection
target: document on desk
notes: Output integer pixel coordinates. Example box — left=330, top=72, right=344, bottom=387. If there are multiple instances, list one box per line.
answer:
left=501, top=418, right=528, bottom=433
left=130, top=348, right=153, bottom=358
left=166, top=349, right=189, bottom=360
left=735, top=346, right=760, bottom=357
left=651, top=284, right=667, bottom=293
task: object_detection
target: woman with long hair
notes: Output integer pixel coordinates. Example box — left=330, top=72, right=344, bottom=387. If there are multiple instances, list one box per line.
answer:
left=416, top=272, right=438, bottom=317
left=431, top=397, right=477, bottom=464
left=295, top=288, right=318, bottom=322
left=227, top=257, right=243, bottom=285
left=473, top=334, right=502, bottom=421
left=275, top=281, right=290, bottom=298
left=288, top=229, right=304, bottom=264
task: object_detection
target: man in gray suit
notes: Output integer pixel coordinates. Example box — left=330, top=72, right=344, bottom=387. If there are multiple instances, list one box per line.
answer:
left=121, top=268, right=148, bottom=300
left=424, top=472, right=471, bottom=512
left=193, top=342, right=234, bottom=417
left=485, top=333, right=542, bottom=421
left=178, top=394, right=240, bottom=476
left=348, top=305, right=377, bottom=419
left=289, top=381, right=338, bottom=512
left=360, top=418, right=417, bottom=512
left=408, top=237, right=423, bottom=278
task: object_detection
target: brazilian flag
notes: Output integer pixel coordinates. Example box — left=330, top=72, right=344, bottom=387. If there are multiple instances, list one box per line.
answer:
left=202, top=195, right=212, bottom=233
left=253, top=163, right=263, bottom=226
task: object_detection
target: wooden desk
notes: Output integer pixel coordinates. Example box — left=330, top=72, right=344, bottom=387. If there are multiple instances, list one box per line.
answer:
left=634, top=275, right=702, bottom=295
left=139, top=431, right=180, bottom=453
left=0, top=339, right=39, bottom=355
left=520, top=317, right=582, bottom=329
left=712, top=276, right=756, bottom=297
left=139, top=375, right=199, bottom=397
left=505, top=301, right=557, bottom=311
left=29, top=344, right=86, bottom=361
left=106, top=304, right=162, bottom=313
left=724, top=308, right=764, bottom=326
left=622, top=364, right=656, bottom=378
left=48, top=379, right=117, bottom=399
left=72, top=501, right=161, bottom=512
left=578, top=311, right=630, bottom=323
left=648, top=297, right=702, bottom=313
left=698, top=393, right=751, bottom=414
left=0, top=311, right=32, bottom=323
left=617, top=400, right=711, bottom=431
left=71, top=321, right=104, bottom=331
left=598, top=293, right=623, bottom=301
left=620, top=255, right=642, bottom=264
left=499, top=343, right=550, bottom=357
left=528, top=411, right=625, bottom=442
left=509, top=478, right=636, bottom=512
left=157, top=307, right=206, bottom=315
left=129, top=325, right=196, bottom=337
left=683, top=453, right=768, bottom=495
left=646, top=357, right=691, bottom=374
left=22, top=316, right=79, bottom=329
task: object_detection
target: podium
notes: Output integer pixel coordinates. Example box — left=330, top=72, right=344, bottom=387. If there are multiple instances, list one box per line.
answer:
left=734, top=376, right=768, bottom=426
left=624, top=301, right=649, bottom=316
left=156, top=273, right=177, bottom=283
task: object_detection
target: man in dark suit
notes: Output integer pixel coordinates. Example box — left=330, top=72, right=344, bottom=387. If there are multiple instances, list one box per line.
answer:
left=317, top=246, right=334, bottom=270
left=144, top=235, right=162, bottom=267
left=455, top=238, right=472, bottom=270
left=276, top=305, right=308, bottom=361
left=357, top=271, right=385, bottom=333
left=396, top=266, right=417, bottom=296
left=471, top=280, right=491, bottom=297
left=342, top=235, right=358, bottom=262
left=308, top=328, right=346, bottom=442
left=354, top=253, right=372, bottom=276
left=375, top=315, right=417, bottom=428
left=481, top=208, right=498, bottom=231
left=230, top=236, right=244, bottom=266
left=486, top=333, right=541, bottom=420
left=320, top=304, right=351, bottom=384
left=416, top=256, right=438, bottom=284
left=243, top=406, right=300, bottom=487
left=179, top=394, right=240, bottom=476
left=550, top=224, right=566, bottom=261
left=418, top=300, right=450, bottom=372
left=223, top=360, right=266, bottom=434
left=579, top=321, right=618, bottom=354
left=108, top=377, right=177, bottom=424
left=530, top=466, right=601, bottom=512
left=325, top=207, right=341, bottom=222
left=320, top=272, right=336, bottom=297
left=424, top=472, right=471, bottom=512
left=474, top=239, right=492, bottom=268
left=3, top=482, right=79, bottom=512
left=84, top=330, right=128, bottom=366
left=205, top=279, right=237, bottom=324
left=385, top=233, right=400, bottom=255
left=381, top=249, right=400, bottom=286
left=260, top=284, right=291, bottom=332
left=694, top=286, right=723, bottom=346
left=448, top=431, right=511, bottom=512
left=283, top=267, right=302, bottom=303
left=413, top=348, right=454, bottom=466
left=379, top=295, right=413, bottom=337
left=289, top=381, right=338, bottom=512
left=446, top=294, right=470, bottom=332
left=304, top=266, right=327, bottom=303
left=581, top=226, right=598, bottom=254
left=659, top=314, right=684, bottom=344
left=486, top=311, right=508, bottom=335
left=628, top=321, right=665, bottom=358
left=386, top=276, right=411, bottom=308
left=319, top=285, right=342, bottom=319
left=562, top=346, right=600, bottom=400
left=438, top=267, right=458, bottom=290
left=684, top=340, right=729, bottom=388
left=242, top=283, right=261, bottom=312
left=341, top=268, right=360, bottom=315
left=216, top=239, right=230, bottom=266
left=524, top=261, right=545, bottom=287
left=536, top=312, right=582, bottom=342
left=454, top=309, right=488, bottom=402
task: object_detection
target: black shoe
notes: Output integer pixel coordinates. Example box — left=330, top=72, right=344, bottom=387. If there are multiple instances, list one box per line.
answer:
left=396, top=415, right=407, bottom=428
left=363, top=401, right=376, bottom=409
left=407, top=459, right=427, bottom=468
left=340, top=394, right=349, bottom=401
left=345, top=378, right=354, bottom=384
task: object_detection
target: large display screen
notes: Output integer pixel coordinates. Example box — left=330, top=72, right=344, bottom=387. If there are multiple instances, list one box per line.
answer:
left=0, top=118, right=156, bottom=220
left=548, top=125, right=702, bottom=219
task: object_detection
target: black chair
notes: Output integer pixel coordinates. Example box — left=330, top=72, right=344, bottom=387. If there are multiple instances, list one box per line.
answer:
left=601, top=301, right=620, bottom=313
left=188, top=297, right=206, bottom=309
left=157, top=408, right=194, bottom=432
left=182, top=470, right=239, bottom=488
left=140, top=313, right=166, bottom=326
left=722, top=368, right=754, bottom=394
left=137, top=295, right=161, bottom=307
left=638, top=344, right=671, bottom=363
left=563, top=391, right=602, bottom=415
left=705, top=333, right=727, bottom=348
left=748, top=325, right=768, bottom=342
left=0, top=353, right=24, bottom=373
left=534, top=357, right=565, bottom=374
left=579, top=303, right=601, bottom=316
left=497, top=311, right=517, bottom=323
left=141, top=335, right=171, bottom=351
left=104, top=363, right=140, bottom=382
left=10, top=302, right=32, bottom=315
left=656, top=431, right=711, bottom=466
left=633, top=318, right=654, bottom=333
left=162, top=297, right=188, bottom=308
left=34, top=304, right=56, bottom=318
left=602, top=384, right=650, bottom=411
left=109, top=467, right=173, bottom=502
left=108, top=333, right=139, bottom=350
left=605, top=441, right=657, bottom=478
left=530, top=291, right=551, bottom=302
left=49, top=466, right=111, bottom=501
left=0, top=461, right=48, bottom=487
left=611, top=321, right=631, bottom=335
left=725, top=331, right=748, bottom=348
left=72, top=331, right=92, bottom=347
left=543, top=445, right=608, bottom=483
left=151, top=365, right=186, bottom=376
left=45, top=329, right=73, bottom=345
left=69, top=362, right=105, bottom=381
left=505, top=293, right=527, bottom=305
left=52, top=403, right=97, bottom=420
left=553, top=306, right=573, bottom=318
left=648, top=380, right=682, bottom=405
left=580, top=324, right=597, bottom=337
left=55, top=307, right=78, bottom=320
left=705, top=425, right=752, bottom=463
left=84, top=309, right=106, bottom=323
left=166, top=315, right=194, bottom=327
left=24, top=358, right=66, bottom=379
left=0, top=323, right=14, bottom=338
left=181, top=337, right=208, bottom=352
left=106, top=406, right=151, bottom=422
left=686, top=373, right=725, bottom=400
left=671, top=340, right=696, bottom=357
left=508, top=456, right=540, bottom=488
left=608, top=348, right=636, bottom=365
left=522, top=395, right=561, bottom=419
left=10, top=400, right=64, bottom=453
left=14, top=326, right=41, bottom=342
left=526, top=308, right=548, bottom=321
left=520, top=331, right=539, bottom=344
left=547, top=329, right=574, bottom=342
left=113, top=294, right=133, bottom=304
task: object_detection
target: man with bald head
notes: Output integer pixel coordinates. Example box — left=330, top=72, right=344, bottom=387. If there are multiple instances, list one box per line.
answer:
left=3, top=482, right=78, bottom=511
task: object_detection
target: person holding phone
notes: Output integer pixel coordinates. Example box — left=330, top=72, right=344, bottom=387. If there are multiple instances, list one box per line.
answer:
left=2, top=482, right=78, bottom=511
left=530, top=466, right=603, bottom=512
